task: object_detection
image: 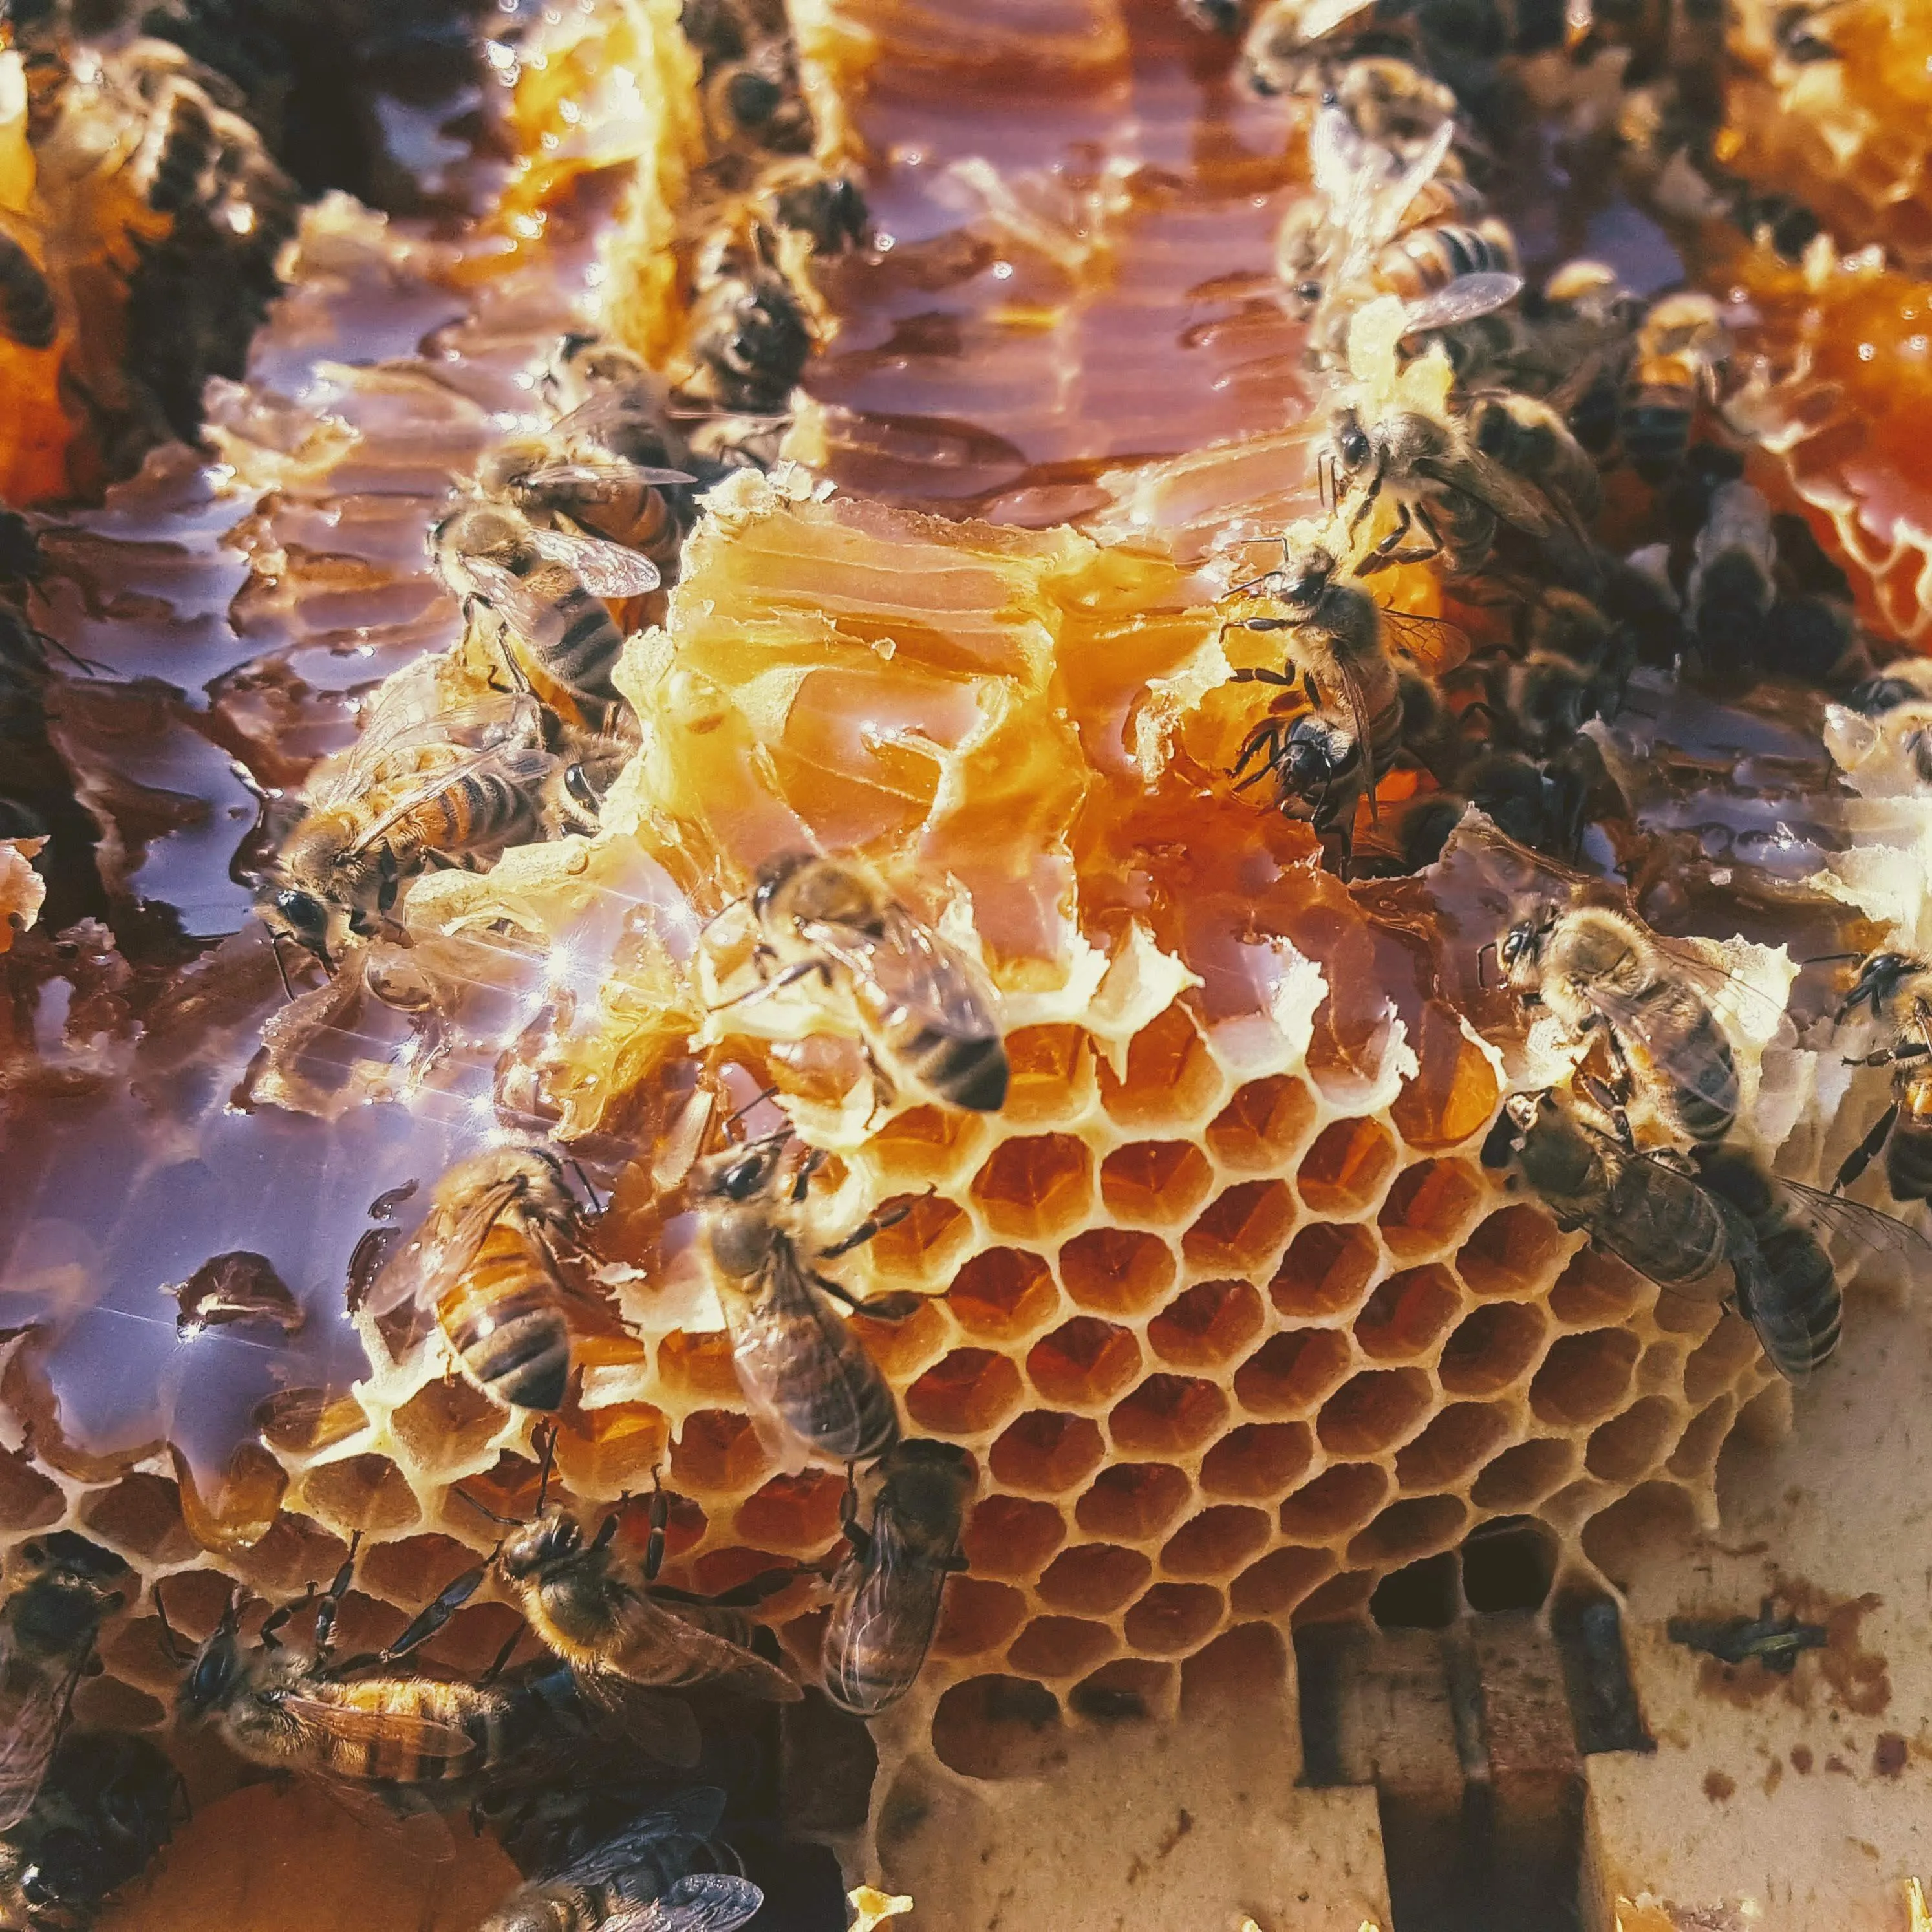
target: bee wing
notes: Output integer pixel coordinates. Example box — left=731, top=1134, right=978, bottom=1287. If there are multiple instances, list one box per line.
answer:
left=358, top=1174, right=530, bottom=1320
left=1327, top=659, right=1382, bottom=824
left=1400, top=271, right=1523, bottom=338
left=804, top=906, right=1001, bottom=1046
left=546, top=383, right=674, bottom=449
left=552, top=1790, right=729, bottom=1885
left=1376, top=118, right=1459, bottom=248
left=1378, top=605, right=1470, bottom=678
left=1294, top=0, right=1380, bottom=36
left=1626, top=934, right=1799, bottom=1051
left=0, top=1633, right=67, bottom=1830
left=313, top=688, right=541, bottom=811
left=571, top=1676, right=703, bottom=1767
left=605, top=1875, right=767, bottom=1932
left=520, top=456, right=698, bottom=493
left=604, top=1591, right=804, bottom=1702
left=522, top=525, right=662, bottom=597
left=1597, top=1154, right=1728, bottom=1298
left=346, top=741, right=553, bottom=855
left=829, top=1523, right=949, bottom=1708
left=1413, top=449, right=1558, bottom=537
left=276, top=1691, right=483, bottom=1762
left=1773, top=1180, right=1932, bottom=1267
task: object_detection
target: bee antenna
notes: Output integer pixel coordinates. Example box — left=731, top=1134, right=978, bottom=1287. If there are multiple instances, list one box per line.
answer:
left=566, top=1157, right=603, bottom=1214
left=151, top=1579, right=187, bottom=1666
left=721, top=1084, right=780, bottom=1140
left=453, top=1487, right=522, bottom=1529
left=535, top=1421, right=557, bottom=1515
left=1803, top=951, right=1865, bottom=967
left=1476, top=939, right=1499, bottom=989
left=269, top=931, right=296, bottom=1004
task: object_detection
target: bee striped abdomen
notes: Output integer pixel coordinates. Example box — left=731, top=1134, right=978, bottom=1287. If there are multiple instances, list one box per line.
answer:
left=1885, top=1074, right=1932, bottom=1200
left=436, top=1229, right=572, bottom=1411
left=0, top=237, right=57, bottom=350
left=896, top=1022, right=1009, bottom=1112
left=312, top=1682, right=502, bottom=1784
left=1739, top=1227, right=1841, bottom=1380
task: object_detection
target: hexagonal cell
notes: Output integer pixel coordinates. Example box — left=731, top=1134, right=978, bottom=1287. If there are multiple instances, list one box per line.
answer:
left=1278, top=1462, right=1390, bottom=1541
left=1201, top=1421, right=1315, bottom=1499
left=907, top=1348, right=1024, bottom=1436
left=0, top=1448, right=62, bottom=1531
left=1075, top=1462, right=1192, bottom=1541
left=1378, top=1160, right=1488, bottom=1260
left=1296, top=1117, right=1398, bottom=1216
left=1008, top=1615, right=1117, bottom=1679
left=670, top=1410, right=773, bottom=1492
left=736, top=1470, right=848, bottom=1551
left=70, top=1679, right=165, bottom=1732
left=1099, top=1139, right=1213, bottom=1228
left=387, top=1375, right=504, bottom=1472
left=153, top=1567, right=247, bottom=1642
left=78, top=1473, right=195, bottom=1563
left=1161, top=1505, right=1271, bottom=1578
left=1181, top=1620, right=1289, bottom=1711
left=100, top=1615, right=182, bottom=1694
left=1146, top=1280, right=1263, bottom=1371
left=931, top=1580, right=1029, bottom=1660
left=1653, top=1283, right=1723, bottom=1341
left=1316, top=1368, right=1433, bottom=1456
left=1347, top=1494, right=1468, bottom=1566
left=1371, top=1552, right=1459, bottom=1629
left=1036, top=1543, right=1153, bottom=1615
left=1684, top=1313, right=1766, bottom=1406
left=1070, top=1657, right=1175, bottom=1723
left=553, top=1402, right=672, bottom=1497
left=1122, top=1582, right=1224, bottom=1655
left=1546, top=1247, right=1651, bottom=1329
left=1233, top=1329, right=1354, bottom=1418
left=1585, top=1397, right=1682, bottom=1484
left=1353, top=1264, right=1463, bottom=1363
left=931, top=1675, right=1064, bottom=1781
left=1667, top=1397, right=1735, bottom=1481
left=652, top=1328, right=744, bottom=1402
left=1470, top=1437, right=1578, bottom=1510
left=1579, top=1480, right=1701, bottom=1591
left=1058, top=1227, right=1177, bottom=1315
left=299, top=1453, right=420, bottom=1536
left=1208, top=1074, right=1318, bottom=1171
left=1529, top=1330, right=1642, bottom=1430
left=691, top=1545, right=797, bottom=1598
left=1002, top=1024, right=1097, bottom=1125
left=970, top=1133, right=1096, bottom=1241
left=949, top=1248, right=1061, bottom=1342
left=1027, top=1316, right=1142, bottom=1408
left=1395, top=1403, right=1513, bottom=1492
left=1390, top=999, right=1502, bottom=1152
left=1095, top=1001, right=1223, bottom=1132
left=848, top=1297, right=952, bottom=1382
left=1460, top=1516, right=1558, bottom=1613
left=1291, top=1569, right=1379, bottom=1626
left=1439, top=1301, right=1547, bottom=1397
left=358, top=1534, right=477, bottom=1608
left=867, top=1101, right=992, bottom=1186
left=989, top=1410, right=1107, bottom=1495
left=1183, top=1179, right=1296, bottom=1273
left=1109, top=1374, right=1229, bottom=1455
left=1230, top=1545, right=1336, bottom=1615
left=1271, top=1221, right=1382, bottom=1320
left=962, top=1495, right=1066, bottom=1579
left=1457, top=1204, right=1569, bottom=1298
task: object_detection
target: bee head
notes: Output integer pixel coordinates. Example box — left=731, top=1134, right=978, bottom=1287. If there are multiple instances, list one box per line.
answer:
left=1499, top=907, right=1554, bottom=975
left=1278, top=544, right=1336, bottom=613
left=749, top=849, right=817, bottom=921
left=1480, top=1099, right=1534, bottom=1169
left=268, top=889, right=334, bottom=965
left=1332, top=409, right=1373, bottom=475
left=497, top=1510, right=580, bottom=1581
left=1840, top=950, right=1920, bottom=1024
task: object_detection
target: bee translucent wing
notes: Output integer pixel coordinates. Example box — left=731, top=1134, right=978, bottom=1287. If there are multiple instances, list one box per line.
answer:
left=347, top=742, right=553, bottom=857
left=1329, top=660, right=1382, bottom=823
left=1294, top=0, right=1380, bottom=40
left=1378, top=605, right=1470, bottom=678
left=277, top=1693, right=483, bottom=1759
left=1400, top=271, right=1524, bottom=338
left=357, top=1174, right=530, bottom=1321
left=519, top=458, right=698, bottom=493
left=313, top=689, right=541, bottom=811
left=553, top=1790, right=729, bottom=1885
left=1413, top=447, right=1557, bottom=537
left=546, top=381, right=676, bottom=449
left=570, top=1677, right=703, bottom=1767
left=1309, top=105, right=1375, bottom=211
left=1774, top=1181, right=1932, bottom=1267
left=1375, top=119, right=1459, bottom=249
left=824, top=1514, right=948, bottom=1713
left=606, top=1593, right=804, bottom=1702
left=605, top=1875, right=766, bottom=1932
left=522, top=525, right=662, bottom=597
left=1597, top=1155, right=1729, bottom=1296
left=0, top=1636, right=65, bottom=1830
left=806, top=905, right=1001, bottom=1046
left=1637, top=934, right=1800, bottom=1050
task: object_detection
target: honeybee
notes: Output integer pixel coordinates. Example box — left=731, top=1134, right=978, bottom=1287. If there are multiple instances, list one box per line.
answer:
left=0, top=235, right=56, bottom=350
left=1685, top=481, right=1776, bottom=682
left=687, top=222, right=813, bottom=415
left=177, top=1580, right=540, bottom=1792
left=1480, top=1089, right=1730, bottom=1289
left=478, top=392, right=696, bottom=581
left=1832, top=952, right=1932, bottom=1205
left=263, top=689, right=552, bottom=967
left=702, top=43, right=812, bottom=155
left=750, top=158, right=870, bottom=257
left=431, top=504, right=661, bottom=729
left=0, top=1537, right=130, bottom=1833
left=362, top=1146, right=603, bottom=1414
left=1320, top=391, right=1570, bottom=578
left=1466, top=390, right=1602, bottom=532
left=822, top=1441, right=974, bottom=1717
left=1497, top=900, right=1748, bottom=1147
left=0, top=1730, right=179, bottom=1931
left=725, top=852, right=1009, bottom=1113
left=481, top=1792, right=763, bottom=1932
left=1623, top=291, right=1728, bottom=481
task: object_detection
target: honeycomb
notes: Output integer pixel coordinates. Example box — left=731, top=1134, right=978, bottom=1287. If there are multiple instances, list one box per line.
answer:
left=8, top=0, right=1932, bottom=1918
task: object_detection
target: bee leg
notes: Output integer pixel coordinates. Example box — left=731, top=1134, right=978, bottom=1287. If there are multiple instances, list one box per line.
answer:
left=645, top=1471, right=669, bottom=1582
left=349, top=1562, right=489, bottom=1671
left=311, top=1532, right=363, bottom=1659
left=1232, top=720, right=1286, bottom=791
left=708, top=957, right=824, bottom=1014
left=1577, top=1073, right=1636, bottom=1151
left=477, top=1626, right=524, bottom=1684
left=1832, top=1101, right=1898, bottom=1195
left=819, top=1186, right=935, bottom=1260
left=841, top=1467, right=874, bottom=1563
